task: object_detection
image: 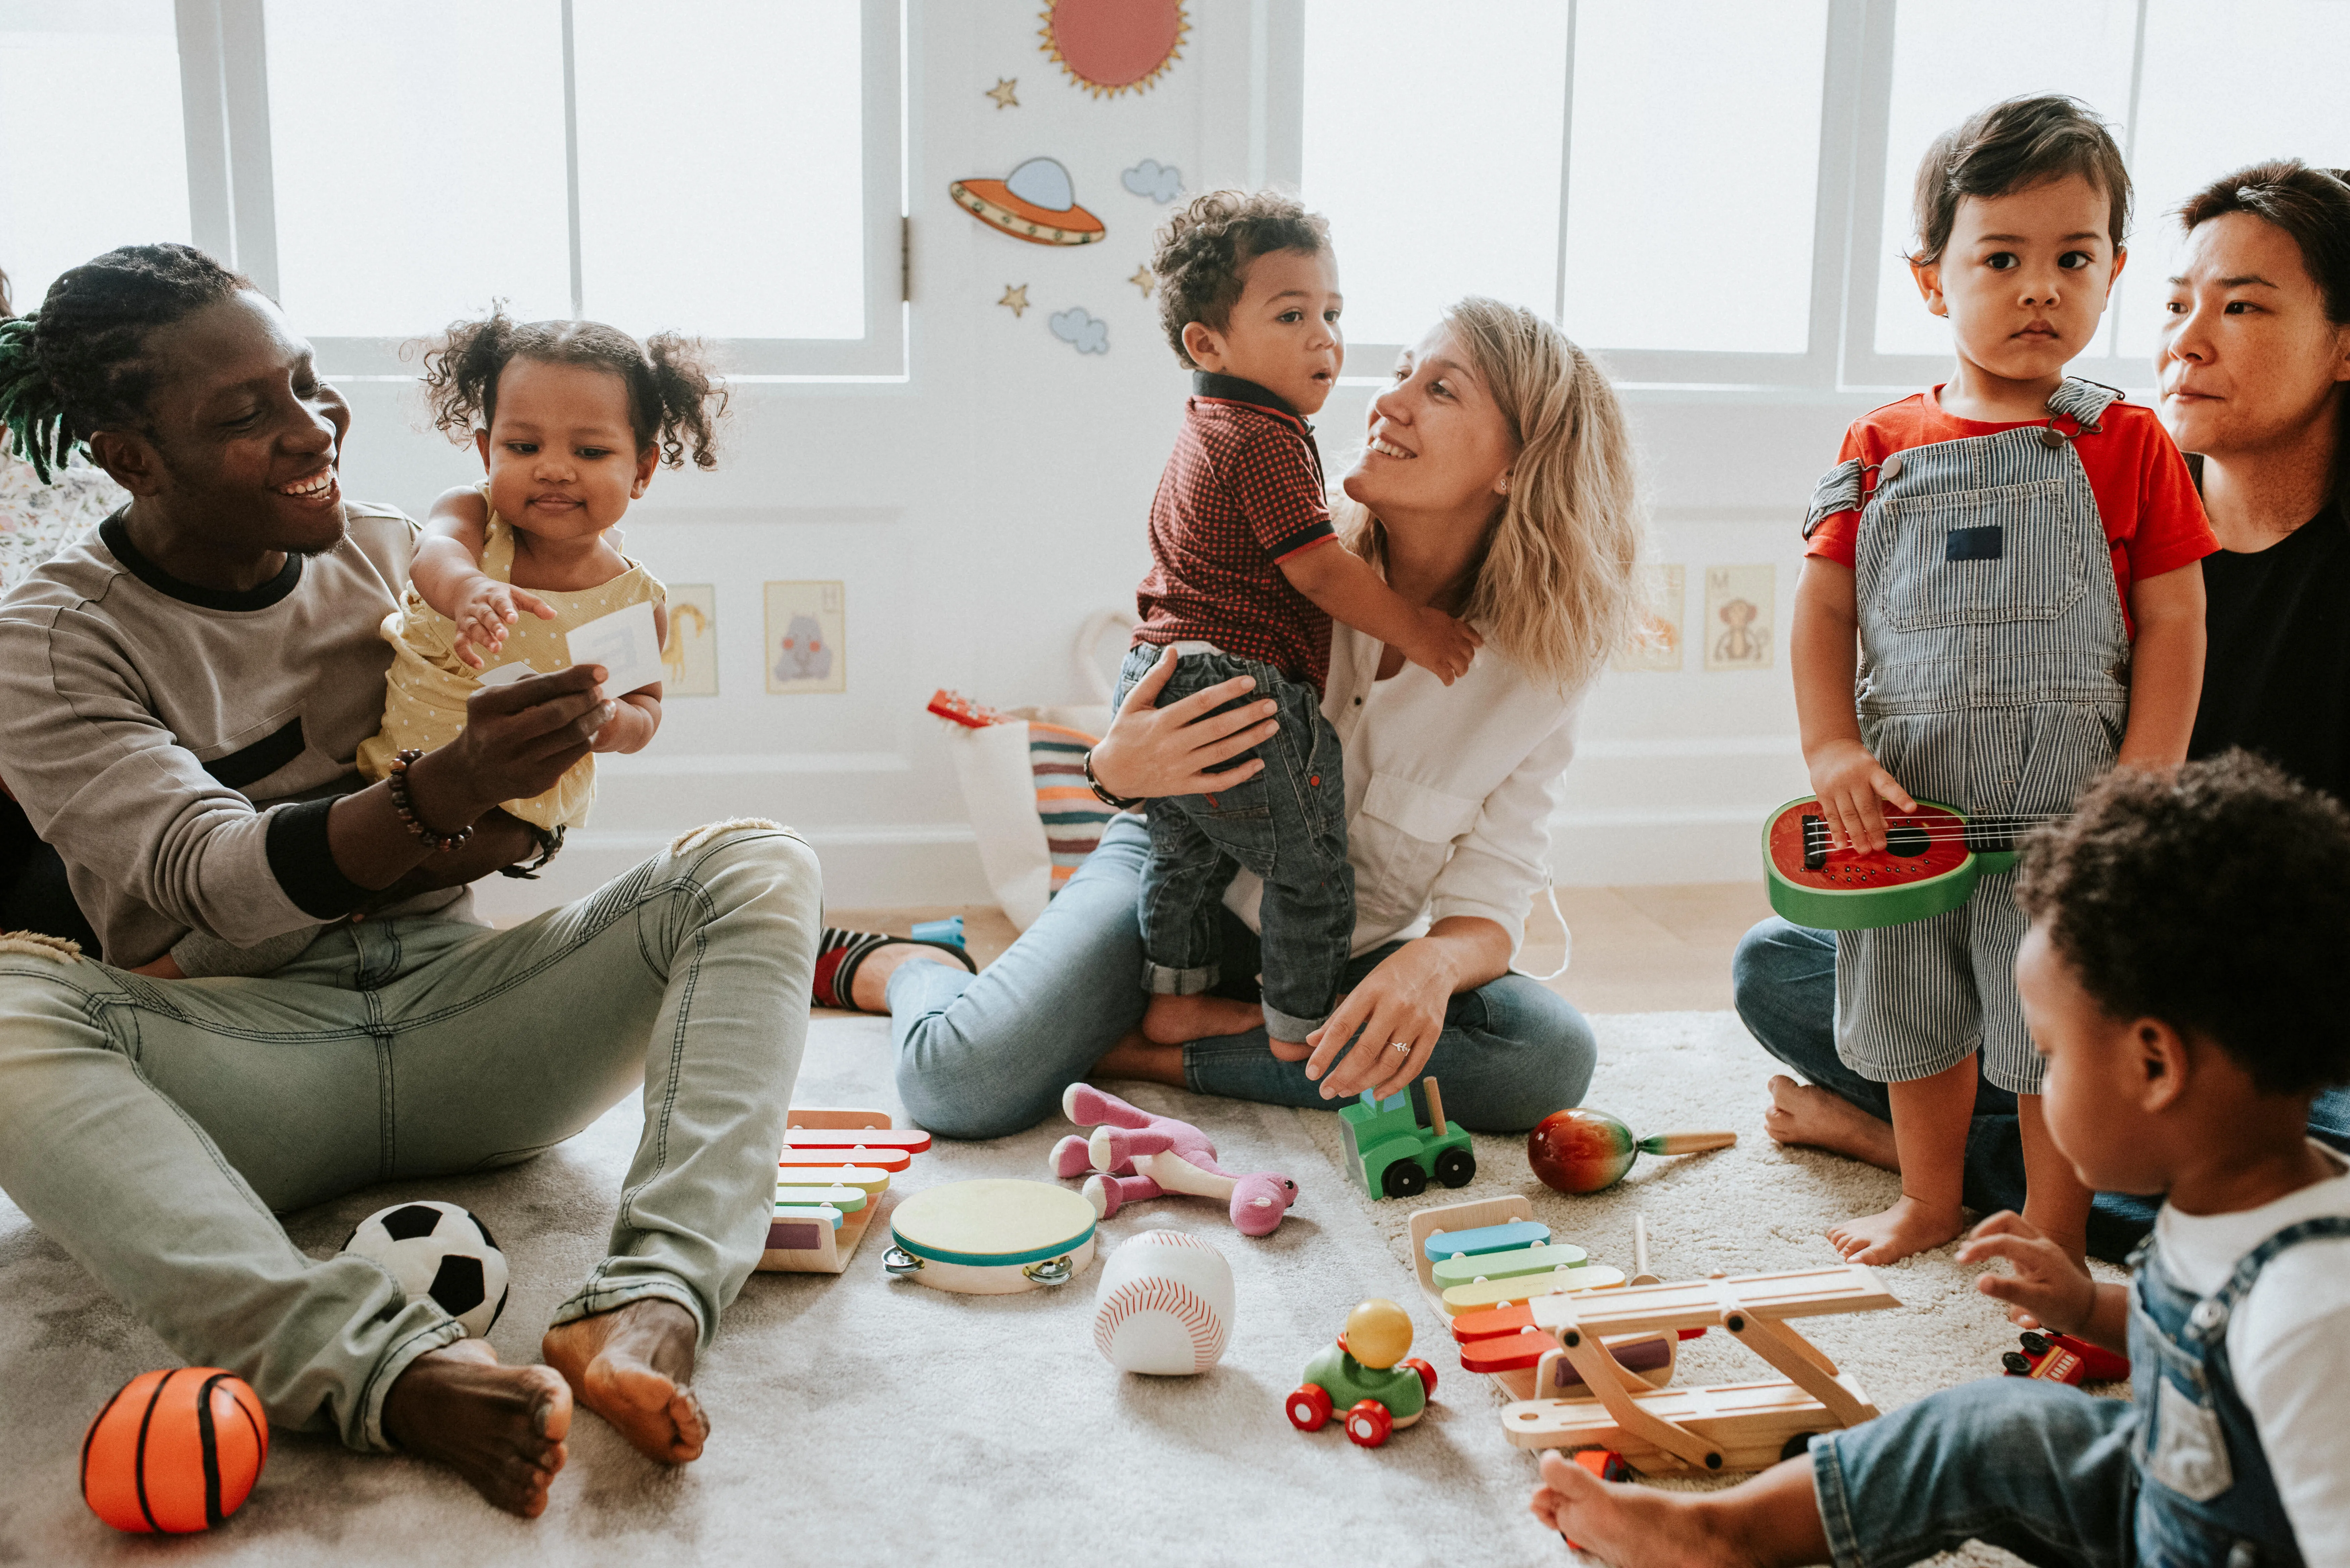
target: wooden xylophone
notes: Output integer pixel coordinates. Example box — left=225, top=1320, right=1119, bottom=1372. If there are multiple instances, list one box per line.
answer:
left=758, top=1109, right=933, bottom=1274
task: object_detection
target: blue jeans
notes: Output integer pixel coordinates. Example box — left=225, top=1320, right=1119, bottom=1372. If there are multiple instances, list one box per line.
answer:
left=1117, top=644, right=1353, bottom=1040
left=888, top=814, right=1596, bottom=1139
left=1813, top=1377, right=2137, bottom=1568
left=1732, top=916, right=2350, bottom=1262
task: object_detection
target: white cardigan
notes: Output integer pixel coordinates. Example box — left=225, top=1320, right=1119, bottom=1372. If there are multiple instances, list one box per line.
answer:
left=1226, top=624, right=1583, bottom=958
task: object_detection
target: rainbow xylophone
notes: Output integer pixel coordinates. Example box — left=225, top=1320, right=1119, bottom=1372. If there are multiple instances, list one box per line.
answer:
left=758, top=1109, right=934, bottom=1274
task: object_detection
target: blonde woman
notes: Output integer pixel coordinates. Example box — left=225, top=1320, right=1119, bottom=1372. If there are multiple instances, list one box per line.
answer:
left=867, top=298, right=1645, bottom=1137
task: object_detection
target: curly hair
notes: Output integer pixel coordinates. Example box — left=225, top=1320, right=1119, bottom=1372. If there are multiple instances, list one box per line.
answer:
left=0, top=243, right=247, bottom=483
left=1149, top=189, right=1331, bottom=369
left=1909, top=95, right=2131, bottom=267
left=2015, top=752, right=2350, bottom=1096
left=415, top=308, right=726, bottom=471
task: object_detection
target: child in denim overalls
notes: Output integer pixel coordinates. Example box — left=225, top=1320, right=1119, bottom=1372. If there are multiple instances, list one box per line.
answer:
left=1533, top=754, right=2350, bottom=1567
left=1791, top=97, right=2214, bottom=1267
left=1107, top=192, right=1478, bottom=1052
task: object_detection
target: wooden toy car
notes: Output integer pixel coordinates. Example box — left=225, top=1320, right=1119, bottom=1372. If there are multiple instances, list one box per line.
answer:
left=2002, top=1329, right=2128, bottom=1384
left=1286, top=1300, right=1438, bottom=1448
left=1497, top=1262, right=1899, bottom=1474
left=1339, top=1076, right=1474, bottom=1199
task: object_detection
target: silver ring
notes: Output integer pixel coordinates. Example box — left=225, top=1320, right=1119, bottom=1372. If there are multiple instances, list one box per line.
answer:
left=1390, top=1040, right=1411, bottom=1054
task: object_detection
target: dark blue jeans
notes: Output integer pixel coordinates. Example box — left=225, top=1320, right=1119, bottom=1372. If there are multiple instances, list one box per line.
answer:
left=1731, top=917, right=2350, bottom=1262
left=1116, top=644, right=1353, bottom=1040
left=888, top=814, right=1596, bottom=1139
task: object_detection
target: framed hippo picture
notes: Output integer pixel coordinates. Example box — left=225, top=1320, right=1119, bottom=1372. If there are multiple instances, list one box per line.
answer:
left=765, top=580, right=847, bottom=695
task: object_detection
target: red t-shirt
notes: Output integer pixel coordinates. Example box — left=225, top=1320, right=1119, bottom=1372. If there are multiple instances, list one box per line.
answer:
left=1134, top=375, right=1337, bottom=688
left=1805, top=386, right=2216, bottom=638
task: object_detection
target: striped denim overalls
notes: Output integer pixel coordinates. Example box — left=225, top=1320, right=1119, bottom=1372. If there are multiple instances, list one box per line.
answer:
left=1803, top=379, right=2129, bottom=1092
left=2124, top=1218, right=2349, bottom=1567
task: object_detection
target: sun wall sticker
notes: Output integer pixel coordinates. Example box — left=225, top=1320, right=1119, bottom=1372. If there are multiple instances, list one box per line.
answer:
left=1039, top=0, right=1187, bottom=98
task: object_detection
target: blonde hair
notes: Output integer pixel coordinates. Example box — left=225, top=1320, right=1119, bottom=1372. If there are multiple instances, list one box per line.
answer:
left=1334, top=297, right=1645, bottom=694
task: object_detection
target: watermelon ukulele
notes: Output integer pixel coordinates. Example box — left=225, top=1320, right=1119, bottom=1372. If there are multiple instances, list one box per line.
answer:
left=1761, top=797, right=2060, bottom=931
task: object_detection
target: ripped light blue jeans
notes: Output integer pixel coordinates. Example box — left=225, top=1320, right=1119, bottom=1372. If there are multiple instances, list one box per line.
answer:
left=889, top=814, right=1596, bottom=1139
left=0, top=824, right=820, bottom=1452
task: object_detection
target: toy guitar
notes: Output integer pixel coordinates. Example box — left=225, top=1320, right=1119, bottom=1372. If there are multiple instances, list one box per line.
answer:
left=1761, top=796, right=2065, bottom=931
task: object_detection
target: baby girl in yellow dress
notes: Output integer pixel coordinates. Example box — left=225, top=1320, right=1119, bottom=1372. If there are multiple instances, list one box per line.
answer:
left=357, top=312, right=726, bottom=854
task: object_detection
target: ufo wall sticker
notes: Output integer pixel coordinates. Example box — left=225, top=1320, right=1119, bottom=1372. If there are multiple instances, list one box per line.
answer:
left=950, top=157, right=1105, bottom=246
left=1040, top=0, right=1188, bottom=98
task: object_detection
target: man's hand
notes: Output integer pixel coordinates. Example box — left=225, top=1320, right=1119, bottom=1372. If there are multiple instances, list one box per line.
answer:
left=448, top=576, right=556, bottom=670
left=1956, top=1210, right=2101, bottom=1335
left=1804, top=738, right=1915, bottom=855
left=404, top=666, right=615, bottom=834
left=1402, top=605, right=1481, bottom=685
left=356, top=812, right=542, bottom=906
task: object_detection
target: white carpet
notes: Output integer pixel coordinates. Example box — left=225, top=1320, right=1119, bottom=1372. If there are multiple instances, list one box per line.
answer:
left=0, top=1011, right=2120, bottom=1566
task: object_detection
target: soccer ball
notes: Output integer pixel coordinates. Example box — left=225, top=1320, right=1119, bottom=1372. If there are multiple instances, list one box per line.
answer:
left=339, top=1201, right=510, bottom=1338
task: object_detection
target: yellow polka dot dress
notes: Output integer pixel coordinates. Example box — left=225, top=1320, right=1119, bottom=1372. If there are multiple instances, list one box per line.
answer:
left=357, top=513, right=665, bottom=830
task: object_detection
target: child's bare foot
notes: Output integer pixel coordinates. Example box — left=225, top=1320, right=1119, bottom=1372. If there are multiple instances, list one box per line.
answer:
left=541, top=1299, right=708, bottom=1465
left=1267, top=1035, right=1312, bottom=1061
left=1531, top=1450, right=1740, bottom=1566
left=1827, top=1193, right=1965, bottom=1264
left=1764, top=1075, right=1899, bottom=1170
left=1142, top=993, right=1263, bottom=1045
left=381, top=1340, right=570, bottom=1518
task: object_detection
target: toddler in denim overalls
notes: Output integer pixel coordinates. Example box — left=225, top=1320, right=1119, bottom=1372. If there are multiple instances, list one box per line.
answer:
left=1530, top=754, right=2350, bottom=1566
left=1789, top=95, right=2213, bottom=1267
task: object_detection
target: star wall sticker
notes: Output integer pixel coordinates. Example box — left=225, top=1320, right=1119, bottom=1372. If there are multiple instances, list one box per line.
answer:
left=985, top=77, right=1020, bottom=109
left=999, top=283, right=1031, bottom=317
left=1128, top=265, right=1156, bottom=297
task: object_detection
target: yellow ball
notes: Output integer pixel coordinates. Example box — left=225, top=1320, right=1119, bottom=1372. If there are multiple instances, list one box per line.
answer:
left=1345, top=1298, right=1414, bottom=1370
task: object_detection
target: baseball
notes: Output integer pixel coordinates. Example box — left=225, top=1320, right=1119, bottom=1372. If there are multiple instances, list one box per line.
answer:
left=1090, top=1229, right=1235, bottom=1375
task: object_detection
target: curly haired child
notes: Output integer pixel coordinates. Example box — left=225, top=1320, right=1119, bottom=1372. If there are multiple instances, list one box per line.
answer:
left=355, top=311, right=725, bottom=861
left=1535, top=752, right=2350, bottom=1567
left=1107, top=190, right=1479, bottom=1055
left=1791, top=96, right=2216, bottom=1265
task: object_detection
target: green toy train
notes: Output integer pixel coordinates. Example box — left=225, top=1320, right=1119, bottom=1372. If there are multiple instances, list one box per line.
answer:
left=1338, top=1075, right=1475, bottom=1199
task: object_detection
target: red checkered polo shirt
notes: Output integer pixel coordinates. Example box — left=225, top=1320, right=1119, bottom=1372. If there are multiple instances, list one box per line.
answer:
left=1133, top=371, right=1337, bottom=690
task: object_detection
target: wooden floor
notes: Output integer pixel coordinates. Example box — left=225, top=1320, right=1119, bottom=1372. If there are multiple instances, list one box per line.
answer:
left=827, top=881, right=1772, bottom=1016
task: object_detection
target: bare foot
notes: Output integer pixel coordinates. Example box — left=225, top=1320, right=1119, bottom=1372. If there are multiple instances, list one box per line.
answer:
left=847, top=942, right=965, bottom=1012
left=1531, top=1449, right=1740, bottom=1566
left=1091, top=1029, right=1186, bottom=1088
left=541, top=1300, right=708, bottom=1465
left=1266, top=1036, right=1312, bottom=1062
left=1141, top=992, right=1263, bottom=1046
left=381, top=1340, right=571, bottom=1518
left=1827, top=1192, right=1965, bottom=1265
left=1764, top=1075, right=1899, bottom=1170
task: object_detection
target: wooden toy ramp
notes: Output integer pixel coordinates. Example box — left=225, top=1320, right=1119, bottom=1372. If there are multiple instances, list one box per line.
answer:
left=1499, top=1262, right=1897, bottom=1474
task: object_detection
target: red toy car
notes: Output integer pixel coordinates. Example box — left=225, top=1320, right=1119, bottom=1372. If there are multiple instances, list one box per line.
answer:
left=2000, top=1329, right=2128, bottom=1384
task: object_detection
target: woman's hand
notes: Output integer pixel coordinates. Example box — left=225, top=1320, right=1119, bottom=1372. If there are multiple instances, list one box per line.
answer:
left=1302, top=937, right=1459, bottom=1102
left=1087, top=645, right=1281, bottom=802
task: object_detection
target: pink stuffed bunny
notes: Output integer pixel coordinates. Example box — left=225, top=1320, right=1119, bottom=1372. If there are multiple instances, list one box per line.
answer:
left=1049, top=1083, right=1298, bottom=1237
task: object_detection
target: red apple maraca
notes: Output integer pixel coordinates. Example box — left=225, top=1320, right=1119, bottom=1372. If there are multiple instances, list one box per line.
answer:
left=1527, top=1108, right=1737, bottom=1194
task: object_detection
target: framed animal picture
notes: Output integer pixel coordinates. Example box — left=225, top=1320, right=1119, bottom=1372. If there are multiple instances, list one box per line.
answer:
left=765, top=580, right=846, bottom=695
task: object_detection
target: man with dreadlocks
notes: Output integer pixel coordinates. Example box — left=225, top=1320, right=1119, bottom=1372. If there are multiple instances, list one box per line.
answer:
left=0, top=245, right=822, bottom=1516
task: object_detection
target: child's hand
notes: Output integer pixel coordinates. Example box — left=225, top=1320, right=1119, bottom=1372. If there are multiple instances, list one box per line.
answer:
left=1404, top=606, right=1482, bottom=685
left=1805, top=738, right=1916, bottom=854
left=450, top=578, right=557, bottom=670
left=1957, top=1210, right=2098, bottom=1334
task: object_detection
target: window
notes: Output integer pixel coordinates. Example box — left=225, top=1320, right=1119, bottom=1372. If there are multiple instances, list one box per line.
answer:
left=42, top=0, right=901, bottom=377
left=1295, top=0, right=2350, bottom=393
left=0, top=0, right=191, bottom=311
left=1302, top=0, right=1840, bottom=384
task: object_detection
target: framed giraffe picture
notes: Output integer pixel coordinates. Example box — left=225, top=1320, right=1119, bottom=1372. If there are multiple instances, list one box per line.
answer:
left=661, top=584, right=718, bottom=696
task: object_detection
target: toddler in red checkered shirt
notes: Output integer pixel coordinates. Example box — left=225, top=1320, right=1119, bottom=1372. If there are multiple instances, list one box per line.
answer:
left=1108, top=191, right=1479, bottom=1055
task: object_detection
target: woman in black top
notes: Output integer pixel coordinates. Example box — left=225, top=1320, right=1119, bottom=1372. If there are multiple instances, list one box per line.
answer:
left=1736, top=161, right=2350, bottom=1260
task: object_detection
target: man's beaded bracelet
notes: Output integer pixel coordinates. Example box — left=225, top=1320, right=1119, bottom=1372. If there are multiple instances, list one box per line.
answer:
left=386, top=748, right=472, bottom=852
left=1082, top=747, right=1144, bottom=812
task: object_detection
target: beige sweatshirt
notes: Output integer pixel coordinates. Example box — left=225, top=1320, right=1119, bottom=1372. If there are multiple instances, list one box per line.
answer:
left=0, top=502, right=470, bottom=973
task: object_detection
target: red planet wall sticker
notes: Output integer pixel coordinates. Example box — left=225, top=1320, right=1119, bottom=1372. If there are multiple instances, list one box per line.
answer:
left=1039, top=0, right=1188, bottom=98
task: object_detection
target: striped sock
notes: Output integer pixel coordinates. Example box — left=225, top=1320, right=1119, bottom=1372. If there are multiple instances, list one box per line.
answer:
left=811, top=927, right=975, bottom=1011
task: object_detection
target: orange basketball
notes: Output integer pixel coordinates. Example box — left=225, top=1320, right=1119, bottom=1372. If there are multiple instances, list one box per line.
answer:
left=82, top=1368, right=268, bottom=1533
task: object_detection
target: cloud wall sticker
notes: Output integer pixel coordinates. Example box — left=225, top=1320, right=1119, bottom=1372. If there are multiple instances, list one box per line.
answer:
left=1049, top=307, right=1110, bottom=355
left=1121, top=159, right=1183, bottom=203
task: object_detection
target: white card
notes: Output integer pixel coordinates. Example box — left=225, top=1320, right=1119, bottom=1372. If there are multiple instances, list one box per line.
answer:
left=475, top=599, right=665, bottom=696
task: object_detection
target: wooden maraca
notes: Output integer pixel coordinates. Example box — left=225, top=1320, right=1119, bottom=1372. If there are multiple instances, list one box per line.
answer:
left=1526, top=1108, right=1736, bottom=1194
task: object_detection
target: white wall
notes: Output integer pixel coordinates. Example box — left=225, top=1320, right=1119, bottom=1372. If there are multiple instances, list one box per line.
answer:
left=322, top=1, right=1874, bottom=922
